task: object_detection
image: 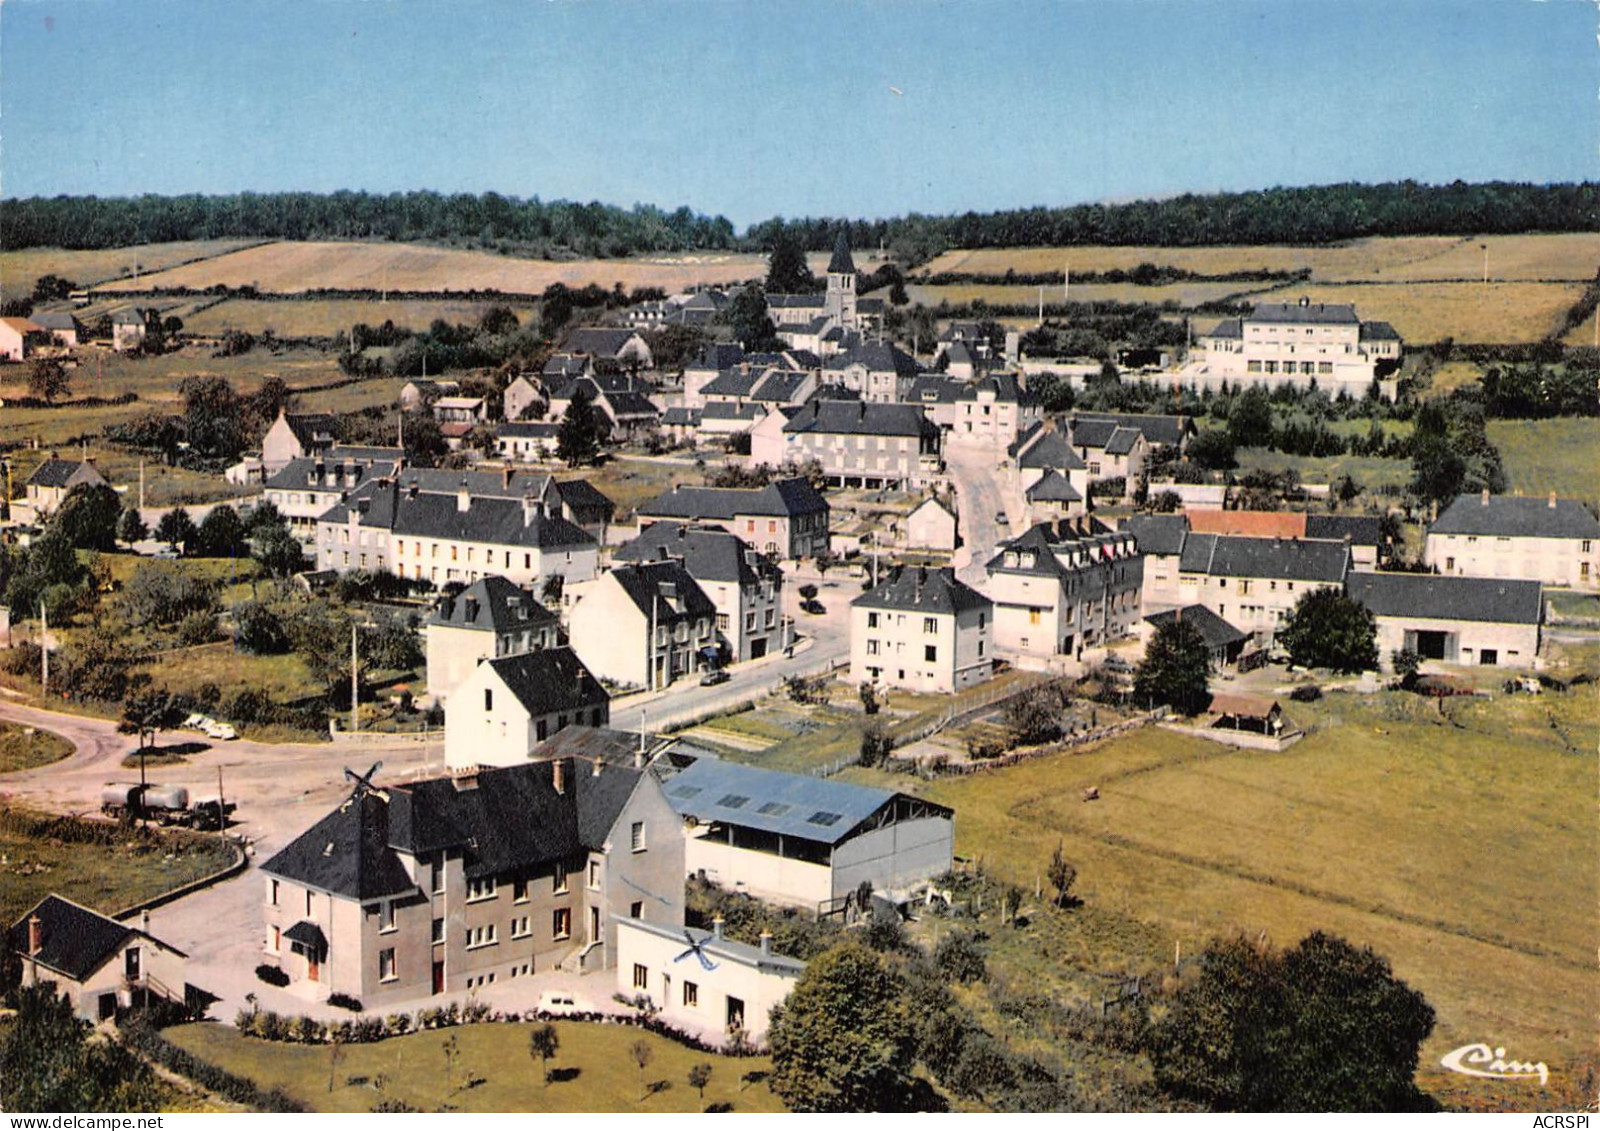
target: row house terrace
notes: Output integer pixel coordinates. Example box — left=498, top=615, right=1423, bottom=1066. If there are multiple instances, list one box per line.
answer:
left=985, top=517, right=1144, bottom=664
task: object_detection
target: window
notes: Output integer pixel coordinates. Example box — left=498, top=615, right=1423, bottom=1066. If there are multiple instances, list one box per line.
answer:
left=1028, top=608, right=1041, bottom=626
left=379, top=948, right=397, bottom=982
left=511, top=916, right=531, bottom=938
left=269, top=879, right=279, bottom=906
left=631, top=901, right=643, bottom=919
left=866, top=639, right=880, bottom=656
left=717, top=613, right=730, bottom=631
left=466, top=925, right=497, bottom=949
left=484, top=688, right=493, bottom=712
left=271, top=926, right=280, bottom=952
left=553, top=863, right=569, bottom=894
left=923, top=617, right=937, bottom=634
left=466, top=877, right=497, bottom=902
left=379, top=900, right=396, bottom=933
left=631, top=821, right=646, bottom=852
left=924, top=644, right=937, bottom=663
left=513, top=878, right=528, bottom=904
left=633, top=963, right=649, bottom=990
left=552, top=908, right=572, bottom=940
left=867, top=611, right=879, bottom=629
left=587, top=860, right=601, bottom=889
left=683, top=981, right=699, bottom=1008
left=432, top=856, right=446, bottom=894
left=431, top=917, right=444, bottom=944
left=305, top=890, right=314, bottom=916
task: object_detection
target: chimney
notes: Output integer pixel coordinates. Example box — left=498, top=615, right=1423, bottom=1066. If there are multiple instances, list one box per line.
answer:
left=522, top=494, right=542, bottom=526
left=140, top=909, right=150, bottom=934
left=27, top=914, right=42, bottom=956
left=712, top=916, right=725, bottom=940
left=759, top=930, right=772, bottom=956
left=344, top=462, right=357, bottom=488
left=504, top=466, right=515, bottom=490
left=1548, top=491, right=1557, bottom=509
left=1481, top=489, right=1490, bottom=507
left=552, top=759, right=566, bottom=795
left=407, top=478, right=419, bottom=499
left=591, top=756, right=603, bottom=777
left=458, top=479, right=471, bottom=513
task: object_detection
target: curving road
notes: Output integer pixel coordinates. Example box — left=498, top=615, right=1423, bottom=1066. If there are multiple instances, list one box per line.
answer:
left=943, top=442, right=1018, bottom=588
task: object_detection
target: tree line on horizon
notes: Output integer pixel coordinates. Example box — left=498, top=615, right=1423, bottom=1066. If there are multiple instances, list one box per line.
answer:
left=1, top=180, right=1593, bottom=262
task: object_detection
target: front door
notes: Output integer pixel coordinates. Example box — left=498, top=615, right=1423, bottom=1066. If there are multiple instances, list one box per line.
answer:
left=307, top=953, right=320, bottom=983
left=588, top=906, right=601, bottom=944
left=98, top=992, right=117, bottom=1021
left=750, top=637, right=768, bottom=660
left=432, top=960, right=445, bottom=995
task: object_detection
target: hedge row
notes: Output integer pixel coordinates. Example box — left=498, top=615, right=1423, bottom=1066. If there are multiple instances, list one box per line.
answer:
left=118, top=1018, right=306, bottom=1113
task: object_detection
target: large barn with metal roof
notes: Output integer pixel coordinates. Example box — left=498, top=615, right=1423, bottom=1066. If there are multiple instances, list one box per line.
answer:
left=661, top=758, right=953, bottom=911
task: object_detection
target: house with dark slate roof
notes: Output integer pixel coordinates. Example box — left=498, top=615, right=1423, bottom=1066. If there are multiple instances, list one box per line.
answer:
left=986, top=518, right=1143, bottom=663
left=1425, top=492, right=1600, bottom=590
left=908, top=373, right=1040, bottom=451
left=443, top=647, right=609, bottom=767
left=614, top=523, right=787, bottom=663
left=31, top=310, right=83, bottom=348
left=10, top=896, right=189, bottom=1021
left=24, top=455, right=107, bottom=517
left=851, top=565, right=993, bottom=691
left=261, top=408, right=340, bottom=473
left=561, top=327, right=654, bottom=370
left=260, top=760, right=681, bottom=1005
left=424, top=576, right=561, bottom=701
left=1196, top=296, right=1402, bottom=399
left=759, top=400, right=941, bottom=490
left=1142, top=605, right=1250, bottom=670
left=1346, top=572, right=1543, bottom=669
left=496, top=420, right=562, bottom=462
left=1123, top=512, right=1192, bottom=609
left=315, top=473, right=600, bottom=589
left=1177, top=533, right=1350, bottom=644
left=262, top=446, right=405, bottom=541
left=1010, top=422, right=1089, bottom=515
left=636, top=478, right=829, bottom=559
left=822, top=342, right=921, bottom=403
left=567, top=560, right=719, bottom=691
left=662, top=756, right=953, bottom=911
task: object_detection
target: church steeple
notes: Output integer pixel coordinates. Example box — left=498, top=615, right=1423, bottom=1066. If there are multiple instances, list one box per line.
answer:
left=827, top=230, right=857, bottom=276
left=825, top=231, right=858, bottom=330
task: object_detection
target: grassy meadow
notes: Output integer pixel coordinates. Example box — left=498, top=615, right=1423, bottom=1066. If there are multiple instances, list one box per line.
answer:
left=89, top=240, right=832, bottom=296
left=163, top=1020, right=784, bottom=1113
left=842, top=689, right=1596, bottom=1072
left=1486, top=417, right=1600, bottom=504
left=0, top=723, right=73, bottom=773
left=182, top=298, right=539, bottom=339
left=0, top=240, right=259, bottom=298
left=1245, top=281, right=1583, bottom=344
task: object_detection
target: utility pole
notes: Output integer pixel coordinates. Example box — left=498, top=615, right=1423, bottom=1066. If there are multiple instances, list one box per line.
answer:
left=1064, top=264, right=1070, bottom=305
left=39, top=601, right=48, bottom=699
left=1481, top=243, right=1489, bottom=287
left=350, top=621, right=360, bottom=734
left=649, top=593, right=659, bottom=693
left=1037, top=286, right=1044, bottom=326
left=138, top=459, right=146, bottom=511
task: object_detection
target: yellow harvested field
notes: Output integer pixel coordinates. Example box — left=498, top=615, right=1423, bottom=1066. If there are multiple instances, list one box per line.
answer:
left=1248, top=280, right=1582, bottom=343
left=907, top=280, right=1251, bottom=308
left=183, top=298, right=539, bottom=338
left=923, top=232, right=1598, bottom=283
left=1426, top=361, right=1486, bottom=395
left=0, top=240, right=258, bottom=298
left=91, top=240, right=829, bottom=296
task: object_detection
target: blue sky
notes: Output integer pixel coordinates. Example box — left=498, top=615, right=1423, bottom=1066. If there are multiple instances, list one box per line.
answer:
left=1, top=0, right=1591, bottom=227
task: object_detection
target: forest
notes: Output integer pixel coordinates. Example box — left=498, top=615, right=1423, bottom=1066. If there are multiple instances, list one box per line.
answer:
left=3, top=181, right=1593, bottom=262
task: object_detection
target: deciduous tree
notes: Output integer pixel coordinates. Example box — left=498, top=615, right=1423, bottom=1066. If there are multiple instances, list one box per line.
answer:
left=1133, top=617, right=1211, bottom=715
left=1279, top=588, right=1378, bottom=673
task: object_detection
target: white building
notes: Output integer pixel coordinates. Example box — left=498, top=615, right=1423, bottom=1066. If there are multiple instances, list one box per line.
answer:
left=1176, top=533, right=1351, bottom=644
left=760, top=401, right=942, bottom=491
left=443, top=648, right=609, bottom=769
left=9, top=896, right=188, bottom=1022
left=985, top=518, right=1144, bottom=664
left=851, top=565, right=993, bottom=692
left=1425, top=492, right=1600, bottom=591
left=566, top=560, right=719, bottom=691
left=904, top=495, right=958, bottom=553
left=614, top=917, right=803, bottom=1047
left=260, top=447, right=405, bottom=542
left=1346, top=572, right=1543, bottom=669
left=663, top=758, right=954, bottom=910
left=424, top=577, right=560, bottom=702
left=1195, top=298, right=1402, bottom=399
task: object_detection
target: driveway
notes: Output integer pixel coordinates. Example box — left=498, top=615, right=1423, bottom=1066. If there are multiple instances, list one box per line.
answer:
left=943, top=442, right=1017, bottom=587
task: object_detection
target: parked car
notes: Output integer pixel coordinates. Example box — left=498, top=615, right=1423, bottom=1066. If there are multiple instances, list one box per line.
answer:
left=800, top=599, right=825, bottom=615
left=994, top=510, right=1009, bottom=524
left=537, top=991, right=590, bottom=1017
left=700, top=669, right=730, bottom=687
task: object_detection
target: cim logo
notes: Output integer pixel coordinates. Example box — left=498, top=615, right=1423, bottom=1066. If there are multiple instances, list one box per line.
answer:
left=1440, top=1042, right=1550, bottom=1086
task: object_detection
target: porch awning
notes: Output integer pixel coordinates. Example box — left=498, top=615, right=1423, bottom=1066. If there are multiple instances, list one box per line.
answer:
left=284, top=921, right=327, bottom=952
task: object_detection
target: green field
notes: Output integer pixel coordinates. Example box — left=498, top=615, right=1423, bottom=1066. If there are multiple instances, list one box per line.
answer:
left=0, top=806, right=237, bottom=925
left=182, top=298, right=539, bottom=339
left=0, top=723, right=73, bottom=773
left=163, top=1020, right=783, bottom=1113
left=1486, top=417, right=1600, bottom=505
left=844, top=689, right=1597, bottom=1076
left=1233, top=446, right=1413, bottom=490
left=582, top=456, right=703, bottom=524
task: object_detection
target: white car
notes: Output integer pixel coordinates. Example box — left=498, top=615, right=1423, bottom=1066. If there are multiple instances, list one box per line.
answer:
left=212, top=724, right=238, bottom=741
left=536, top=991, right=590, bottom=1017
left=184, top=714, right=206, bottom=729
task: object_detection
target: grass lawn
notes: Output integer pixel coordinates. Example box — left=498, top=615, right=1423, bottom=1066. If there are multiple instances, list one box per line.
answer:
left=847, top=689, right=1596, bottom=1071
left=162, top=1020, right=784, bottom=1113
left=1485, top=417, right=1600, bottom=505
left=1235, top=446, right=1412, bottom=489
left=0, top=723, right=73, bottom=773
left=0, top=806, right=237, bottom=925
left=1546, top=589, right=1600, bottom=620
left=579, top=456, right=703, bottom=524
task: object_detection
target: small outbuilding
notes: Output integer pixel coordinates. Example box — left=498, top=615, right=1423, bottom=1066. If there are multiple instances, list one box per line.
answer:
left=8, top=895, right=189, bottom=1022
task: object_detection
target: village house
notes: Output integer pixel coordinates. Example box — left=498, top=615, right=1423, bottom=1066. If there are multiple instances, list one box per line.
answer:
left=502, top=374, right=545, bottom=423
left=904, top=494, right=959, bottom=553
left=260, top=760, right=682, bottom=1005
left=851, top=565, right=993, bottom=692
left=442, top=648, right=610, bottom=767
left=1141, top=605, right=1251, bottom=671
left=432, top=396, right=489, bottom=448
left=1123, top=512, right=1192, bottom=610
left=614, top=916, right=803, bottom=1047
left=1010, top=423, right=1090, bottom=517
left=636, top=478, right=830, bottom=560
left=23, top=455, right=108, bottom=517
left=260, top=447, right=405, bottom=541
left=1195, top=298, right=1402, bottom=399
left=663, top=758, right=954, bottom=911
left=660, top=407, right=702, bottom=445
left=261, top=408, right=341, bottom=474
left=1424, top=491, right=1600, bottom=590
left=496, top=421, right=562, bottom=462
left=613, top=523, right=788, bottom=663
left=681, top=343, right=751, bottom=409
left=821, top=342, right=921, bottom=403
left=31, top=310, right=83, bottom=349
left=398, top=379, right=461, bottom=413
left=908, top=373, right=1041, bottom=451
left=1067, top=417, right=1149, bottom=496
left=8, top=896, right=189, bottom=1022
left=0, top=316, right=47, bottom=361
left=111, top=309, right=149, bottom=353
left=315, top=473, right=599, bottom=589
left=424, top=576, right=561, bottom=702
left=1176, top=533, right=1351, bottom=644
left=986, top=517, right=1144, bottom=664
left=561, top=327, right=656, bottom=371
left=1346, top=572, right=1543, bottom=669
left=567, top=560, right=719, bottom=690
left=1070, top=411, right=1195, bottom=456
left=546, top=374, right=661, bottom=442
left=757, top=401, right=941, bottom=491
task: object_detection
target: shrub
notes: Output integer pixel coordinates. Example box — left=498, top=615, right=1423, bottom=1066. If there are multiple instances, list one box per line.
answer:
left=932, top=929, right=989, bottom=984
left=255, top=963, right=289, bottom=987
left=327, top=992, right=363, bottom=1012
left=1288, top=684, right=1323, bottom=703
left=176, top=610, right=219, bottom=646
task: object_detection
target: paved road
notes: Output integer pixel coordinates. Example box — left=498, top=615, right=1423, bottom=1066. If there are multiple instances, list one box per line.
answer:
left=943, top=442, right=1018, bottom=587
